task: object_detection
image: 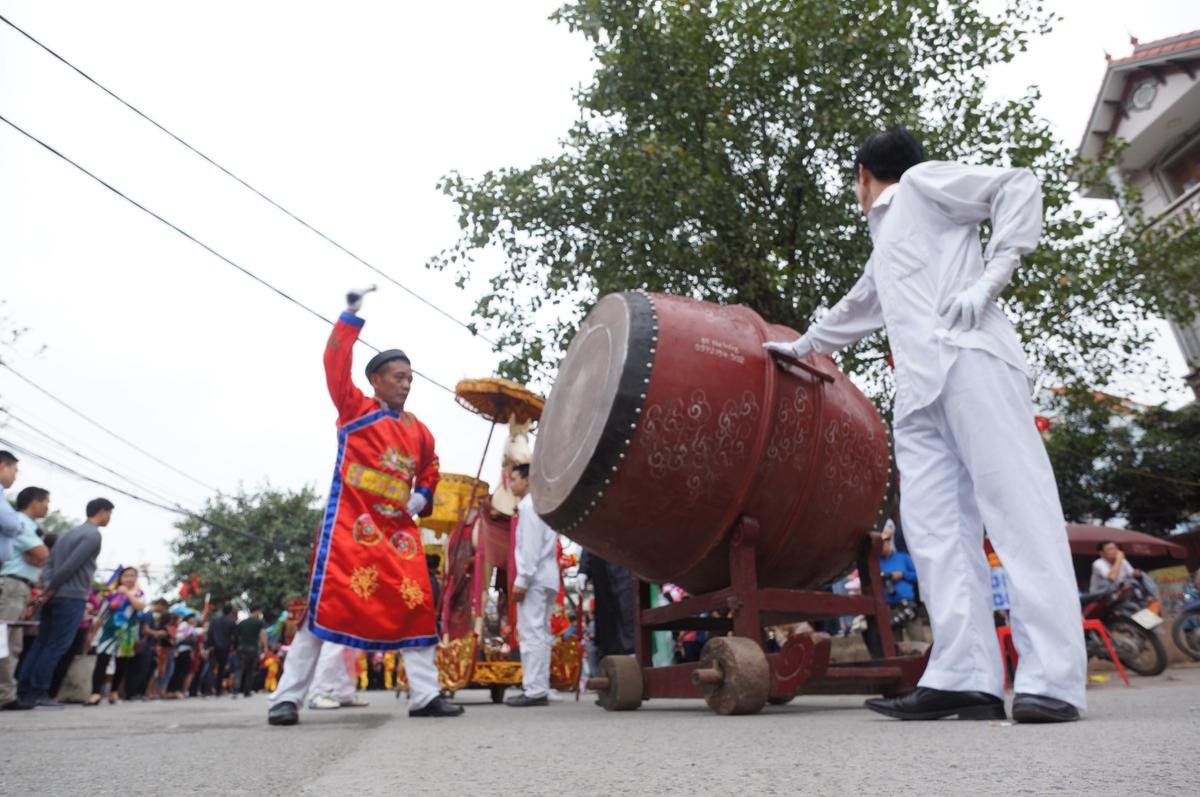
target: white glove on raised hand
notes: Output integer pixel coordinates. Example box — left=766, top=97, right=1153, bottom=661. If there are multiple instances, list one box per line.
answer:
left=762, top=334, right=815, bottom=361
left=939, top=257, right=1018, bottom=332
left=345, top=284, right=378, bottom=314
left=405, top=490, right=428, bottom=517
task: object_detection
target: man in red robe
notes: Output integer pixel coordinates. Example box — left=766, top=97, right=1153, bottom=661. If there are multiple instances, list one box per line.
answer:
left=268, top=287, right=463, bottom=725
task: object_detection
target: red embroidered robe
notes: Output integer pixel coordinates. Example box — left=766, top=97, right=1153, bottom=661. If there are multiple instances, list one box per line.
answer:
left=306, top=312, right=440, bottom=649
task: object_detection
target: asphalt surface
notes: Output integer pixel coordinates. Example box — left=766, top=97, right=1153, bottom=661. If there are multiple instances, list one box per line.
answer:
left=2, top=665, right=1196, bottom=796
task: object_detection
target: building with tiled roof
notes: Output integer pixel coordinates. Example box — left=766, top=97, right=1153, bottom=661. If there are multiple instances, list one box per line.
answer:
left=1079, top=30, right=1200, bottom=398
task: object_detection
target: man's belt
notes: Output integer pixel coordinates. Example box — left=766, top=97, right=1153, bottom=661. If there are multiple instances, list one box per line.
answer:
left=2, top=574, right=33, bottom=587
left=344, top=463, right=411, bottom=505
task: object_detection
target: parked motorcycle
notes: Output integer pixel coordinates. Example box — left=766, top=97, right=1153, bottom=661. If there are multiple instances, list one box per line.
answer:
left=1171, top=588, right=1200, bottom=662
left=1080, top=578, right=1168, bottom=677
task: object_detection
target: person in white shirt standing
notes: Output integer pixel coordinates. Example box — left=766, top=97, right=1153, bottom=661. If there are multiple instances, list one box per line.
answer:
left=506, top=463, right=560, bottom=708
left=764, top=127, right=1085, bottom=724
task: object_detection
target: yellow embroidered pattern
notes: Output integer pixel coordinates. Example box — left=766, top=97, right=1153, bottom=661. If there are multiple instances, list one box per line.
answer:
left=399, top=577, right=425, bottom=609
left=378, top=447, right=416, bottom=478
left=345, top=463, right=411, bottom=504
left=349, top=566, right=380, bottom=600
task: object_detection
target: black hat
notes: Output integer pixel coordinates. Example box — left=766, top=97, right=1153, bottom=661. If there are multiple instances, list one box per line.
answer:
left=365, top=349, right=410, bottom=378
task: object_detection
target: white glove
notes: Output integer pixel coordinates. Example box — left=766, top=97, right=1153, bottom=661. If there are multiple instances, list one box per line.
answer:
left=763, top=335, right=815, bottom=363
left=939, top=257, right=1018, bottom=332
left=345, top=284, right=378, bottom=313
left=405, top=491, right=428, bottom=517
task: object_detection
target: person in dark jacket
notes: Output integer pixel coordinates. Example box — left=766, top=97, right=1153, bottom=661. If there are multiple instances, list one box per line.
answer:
left=578, top=551, right=634, bottom=659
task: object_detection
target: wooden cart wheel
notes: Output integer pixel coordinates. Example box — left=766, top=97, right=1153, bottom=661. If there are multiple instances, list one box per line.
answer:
left=595, top=655, right=643, bottom=711
left=697, top=637, right=770, bottom=715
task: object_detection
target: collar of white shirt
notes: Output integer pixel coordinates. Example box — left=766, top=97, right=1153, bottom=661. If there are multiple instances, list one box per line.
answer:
left=866, top=183, right=899, bottom=241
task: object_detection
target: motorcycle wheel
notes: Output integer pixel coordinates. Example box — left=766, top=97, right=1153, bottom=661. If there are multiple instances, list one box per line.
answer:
left=1106, top=617, right=1168, bottom=676
left=1171, top=609, right=1200, bottom=662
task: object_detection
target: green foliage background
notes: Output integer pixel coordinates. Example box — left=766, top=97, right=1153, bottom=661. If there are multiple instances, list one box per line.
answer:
left=169, top=486, right=321, bottom=616
left=432, top=0, right=1200, bottom=410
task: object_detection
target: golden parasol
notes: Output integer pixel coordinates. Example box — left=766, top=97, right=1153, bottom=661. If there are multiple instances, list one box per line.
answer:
left=421, top=378, right=546, bottom=544
left=454, top=377, right=544, bottom=426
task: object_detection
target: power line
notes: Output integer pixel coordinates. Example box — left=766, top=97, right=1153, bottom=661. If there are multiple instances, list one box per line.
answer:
left=0, top=11, right=547, bottom=379
left=2, top=409, right=190, bottom=509
left=0, top=362, right=218, bottom=492
left=0, top=436, right=290, bottom=552
left=0, top=111, right=457, bottom=395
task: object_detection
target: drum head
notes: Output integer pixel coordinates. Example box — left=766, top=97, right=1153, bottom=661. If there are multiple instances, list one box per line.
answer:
left=532, top=292, right=655, bottom=530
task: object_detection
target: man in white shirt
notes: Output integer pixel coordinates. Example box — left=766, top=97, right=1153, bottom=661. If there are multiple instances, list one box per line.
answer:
left=1089, top=541, right=1138, bottom=594
left=764, top=127, right=1085, bottom=723
left=506, top=463, right=560, bottom=708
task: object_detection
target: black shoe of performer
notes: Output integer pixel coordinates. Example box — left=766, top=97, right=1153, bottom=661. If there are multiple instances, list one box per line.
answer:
left=864, top=687, right=1006, bottom=721
left=409, top=695, right=465, bottom=717
left=1, top=699, right=34, bottom=711
left=505, top=693, right=549, bottom=708
left=268, top=701, right=299, bottom=726
left=1012, top=693, right=1080, bottom=723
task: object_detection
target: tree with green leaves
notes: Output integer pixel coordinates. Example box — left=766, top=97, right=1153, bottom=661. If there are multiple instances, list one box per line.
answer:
left=38, top=508, right=77, bottom=537
left=1043, top=389, right=1200, bottom=535
left=432, top=0, right=1200, bottom=407
left=1107, top=402, right=1200, bottom=535
left=1042, top=388, right=1127, bottom=524
left=169, top=487, right=321, bottom=617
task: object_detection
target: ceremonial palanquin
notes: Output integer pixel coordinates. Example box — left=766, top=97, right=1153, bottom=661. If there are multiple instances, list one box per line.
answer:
left=392, top=377, right=583, bottom=698
left=306, top=313, right=440, bottom=650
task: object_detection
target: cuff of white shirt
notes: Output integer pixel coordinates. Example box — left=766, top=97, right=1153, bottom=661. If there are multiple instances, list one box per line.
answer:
left=513, top=575, right=531, bottom=590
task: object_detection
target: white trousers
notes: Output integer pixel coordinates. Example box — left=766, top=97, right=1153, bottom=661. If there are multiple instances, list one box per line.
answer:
left=517, top=587, right=556, bottom=698
left=894, top=348, right=1086, bottom=708
left=269, top=624, right=441, bottom=710
left=309, top=642, right=355, bottom=702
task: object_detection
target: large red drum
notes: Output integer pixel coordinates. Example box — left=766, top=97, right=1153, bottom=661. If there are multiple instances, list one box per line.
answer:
left=532, top=292, right=889, bottom=594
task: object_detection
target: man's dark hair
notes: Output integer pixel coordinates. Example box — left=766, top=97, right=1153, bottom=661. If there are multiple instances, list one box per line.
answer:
left=0, top=450, right=17, bottom=466
left=153, top=597, right=168, bottom=607
left=250, top=604, right=263, bottom=614
left=853, top=126, right=924, bottom=182
left=42, top=531, right=58, bottom=549
left=86, top=497, right=115, bottom=517
left=511, top=463, right=530, bottom=478
left=222, top=603, right=234, bottom=615
left=16, top=486, right=49, bottom=511
left=1097, top=540, right=1117, bottom=552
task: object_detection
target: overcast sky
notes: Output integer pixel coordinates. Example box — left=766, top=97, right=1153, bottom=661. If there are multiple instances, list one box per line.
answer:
left=1, top=1, right=1196, bottom=595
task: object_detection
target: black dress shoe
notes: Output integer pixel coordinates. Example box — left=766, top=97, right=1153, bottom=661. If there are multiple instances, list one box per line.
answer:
left=1, top=699, right=34, bottom=711
left=1012, top=693, right=1080, bottom=723
left=865, top=687, right=1006, bottom=721
left=409, top=695, right=464, bottom=718
left=267, top=701, right=299, bottom=726
left=505, top=693, right=549, bottom=708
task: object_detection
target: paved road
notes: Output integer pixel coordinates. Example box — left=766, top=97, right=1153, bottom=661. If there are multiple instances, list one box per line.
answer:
left=2, top=665, right=1195, bottom=796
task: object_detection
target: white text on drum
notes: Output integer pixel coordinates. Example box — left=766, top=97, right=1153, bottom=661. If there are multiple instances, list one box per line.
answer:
left=694, top=337, right=746, bottom=365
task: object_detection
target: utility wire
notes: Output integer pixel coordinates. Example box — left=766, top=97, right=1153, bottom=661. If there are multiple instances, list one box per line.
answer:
left=0, top=361, right=219, bottom=492
left=0, top=436, right=290, bottom=552
left=0, top=112, right=456, bottom=395
left=2, top=409, right=190, bottom=509
left=0, top=12, right=549, bottom=380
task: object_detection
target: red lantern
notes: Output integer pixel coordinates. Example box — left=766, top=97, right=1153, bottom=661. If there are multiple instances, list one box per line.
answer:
left=1034, top=415, right=1052, bottom=433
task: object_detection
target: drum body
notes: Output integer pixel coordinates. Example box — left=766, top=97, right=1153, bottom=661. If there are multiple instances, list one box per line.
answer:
left=421, top=473, right=489, bottom=537
left=532, top=292, right=889, bottom=594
